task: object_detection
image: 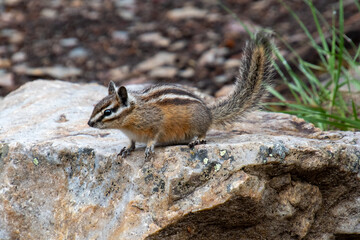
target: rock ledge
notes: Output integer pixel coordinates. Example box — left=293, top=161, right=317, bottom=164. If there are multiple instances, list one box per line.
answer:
left=0, top=80, right=359, bottom=240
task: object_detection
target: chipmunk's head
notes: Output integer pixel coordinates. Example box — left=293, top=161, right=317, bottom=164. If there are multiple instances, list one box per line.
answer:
left=88, top=81, right=135, bottom=129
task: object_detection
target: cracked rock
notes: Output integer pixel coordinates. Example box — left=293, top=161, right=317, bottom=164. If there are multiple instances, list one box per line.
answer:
left=0, top=80, right=360, bottom=240
left=135, top=52, right=176, bottom=72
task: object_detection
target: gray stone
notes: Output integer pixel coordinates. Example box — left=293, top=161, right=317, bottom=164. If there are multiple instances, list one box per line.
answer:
left=0, top=72, right=14, bottom=88
left=114, top=0, right=135, bottom=8
left=214, top=74, right=228, bottom=84
left=108, top=65, right=130, bottom=81
left=115, top=0, right=135, bottom=20
left=4, top=0, right=21, bottom=6
left=40, top=8, right=58, bottom=19
left=224, top=58, right=242, bottom=69
left=149, top=66, right=177, bottom=78
left=169, top=40, right=187, bottom=51
left=135, top=52, right=176, bottom=72
left=11, top=52, right=26, bottom=63
left=117, top=9, right=134, bottom=21
left=111, top=30, right=129, bottom=43
left=68, top=47, right=89, bottom=59
left=0, top=80, right=360, bottom=240
left=44, top=66, right=82, bottom=78
left=178, top=68, right=194, bottom=78
left=0, top=58, right=11, bottom=68
left=199, top=47, right=229, bottom=66
left=0, top=29, right=24, bottom=44
left=60, top=38, right=79, bottom=48
left=17, top=66, right=82, bottom=79
left=139, top=32, right=170, bottom=48
left=167, top=6, right=207, bottom=21
left=130, top=23, right=157, bottom=33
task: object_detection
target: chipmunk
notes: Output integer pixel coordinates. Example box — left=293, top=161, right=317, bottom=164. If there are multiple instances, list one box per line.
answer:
left=88, top=32, right=274, bottom=159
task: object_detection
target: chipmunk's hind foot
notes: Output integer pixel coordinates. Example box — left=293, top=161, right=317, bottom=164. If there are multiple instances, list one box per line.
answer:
left=144, top=140, right=156, bottom=161
left=188, top=137, right=207, bottom=149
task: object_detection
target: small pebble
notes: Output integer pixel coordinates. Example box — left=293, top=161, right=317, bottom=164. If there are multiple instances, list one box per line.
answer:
left=167, top=6, right=207, bottom=21
left=112, top=31, right=129, bottom=42
left=149, top=66, right=177, bottom=78
left=169, top=40, right=187, bottom=51
left=0, top=72, right=14, bottom=88
left=178, top=68, right=195, bottom=78
left=108, top=66, right=130, bottom=81
left=225, top=59, right=241, bottom=69
left=60, top=38, right=79, bottom=47
left=68, top=47, right=89, bottom=59
left=11, top=52, right=27, bottom=63
left=0, top=58, right=11, bottom=68
left=135, top=52, right=176, bottom=72
left=40, top=8, right=58, bottom=19
left=139, top=32, right=170, bottom=47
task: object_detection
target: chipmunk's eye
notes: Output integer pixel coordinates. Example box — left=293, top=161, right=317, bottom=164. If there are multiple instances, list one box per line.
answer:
left=104, top=109, right=112, bottom=116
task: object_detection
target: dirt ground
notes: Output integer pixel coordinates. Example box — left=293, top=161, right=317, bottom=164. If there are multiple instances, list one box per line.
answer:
left=0, top=0, right=359, bottom=97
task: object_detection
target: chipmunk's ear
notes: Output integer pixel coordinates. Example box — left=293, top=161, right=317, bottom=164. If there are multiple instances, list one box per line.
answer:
left=117, top=86, right=128, bottom=105
left=108, top=81, right=117, bottom=95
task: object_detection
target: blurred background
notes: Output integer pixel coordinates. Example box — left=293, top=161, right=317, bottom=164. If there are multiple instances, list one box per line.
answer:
left=0, top=0, right=359, bottom=129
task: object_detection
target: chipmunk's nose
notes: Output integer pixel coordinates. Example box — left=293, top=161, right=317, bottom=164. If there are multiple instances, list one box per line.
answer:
left=88, top=120, right=94, bottom=127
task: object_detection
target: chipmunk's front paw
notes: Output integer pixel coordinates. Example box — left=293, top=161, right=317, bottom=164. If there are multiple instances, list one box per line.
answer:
left=118, top=147, right=132, bottom=158
left=118, top=141, right=136, bottom=158
left=188, top=139, right=207, bottom=149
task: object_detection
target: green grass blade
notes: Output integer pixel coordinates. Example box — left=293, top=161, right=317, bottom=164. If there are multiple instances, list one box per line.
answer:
left=217, top=1, right=253, bottom=37
left=330, top=0, right=345, bottom=111
left=279, top=0, right=328, bottom=61
left=219, top=0, right=359, bottom=131
left=305, top=0, right=329, bottom=53
left=354, top=0, right=360, bottom=12
left=267, top=86, right=287, bottom=102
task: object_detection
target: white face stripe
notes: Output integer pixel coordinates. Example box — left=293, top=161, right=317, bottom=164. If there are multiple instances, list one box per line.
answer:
left=106, top=102, right=116, bottom=110
left=104, top=93, right=137, bottom=120
left=90, top=102, right=116, bottom=122
left=102, top=102, right=118, bottom=120
left=110, top=106, right=129, bottom=119
left=92, top=111, right=103, bottom=122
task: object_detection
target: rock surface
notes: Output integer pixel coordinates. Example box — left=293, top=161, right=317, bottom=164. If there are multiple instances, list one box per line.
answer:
left=0, top=80, right=360, bottom=240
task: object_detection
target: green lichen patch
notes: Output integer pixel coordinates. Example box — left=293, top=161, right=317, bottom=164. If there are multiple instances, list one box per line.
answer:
left=32, top=157, right=39, bottom=166
left=214, top=163, right=222, bottom=172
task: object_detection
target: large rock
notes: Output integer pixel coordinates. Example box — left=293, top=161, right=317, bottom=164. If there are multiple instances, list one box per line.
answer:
left=0, top=80, right=359, bottom=240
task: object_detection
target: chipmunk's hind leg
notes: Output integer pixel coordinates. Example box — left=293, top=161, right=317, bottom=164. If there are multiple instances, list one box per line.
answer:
left=145, top=138, right=157, bottom=160
left=118, top=140, right=136, bottom=158
left=188, top=135, right=207, bottom=149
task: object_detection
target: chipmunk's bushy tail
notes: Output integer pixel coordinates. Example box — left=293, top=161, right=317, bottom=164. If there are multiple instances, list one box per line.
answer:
left=210, top=32, right=274, bottom=128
